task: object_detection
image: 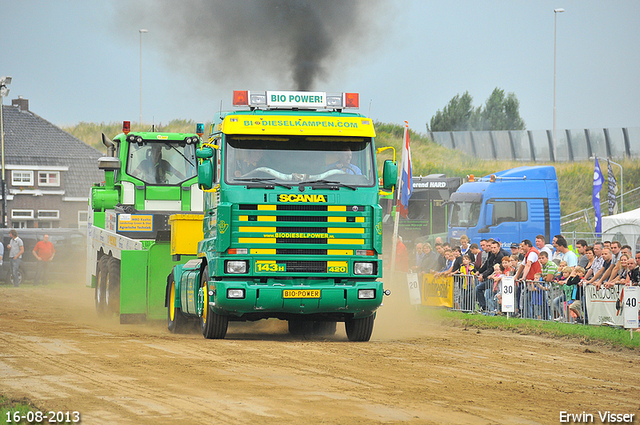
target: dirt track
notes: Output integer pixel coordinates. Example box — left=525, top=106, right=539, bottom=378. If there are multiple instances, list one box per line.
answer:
left=1, top=278, right=638, bottom=425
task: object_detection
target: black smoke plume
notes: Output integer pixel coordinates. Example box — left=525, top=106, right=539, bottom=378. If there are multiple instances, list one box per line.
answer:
left=117, top=0, right=387, bottom=90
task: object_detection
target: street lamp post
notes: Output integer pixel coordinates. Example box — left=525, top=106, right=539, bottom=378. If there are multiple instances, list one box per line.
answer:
left=553, top=8, right=564, bottom=159
left=0, top=76, right=12, bottom=229
left=139, top=29, right=148, bottom=130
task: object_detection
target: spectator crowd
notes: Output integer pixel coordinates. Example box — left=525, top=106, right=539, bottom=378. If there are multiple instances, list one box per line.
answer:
left=408, top=235, right=640, bottom=323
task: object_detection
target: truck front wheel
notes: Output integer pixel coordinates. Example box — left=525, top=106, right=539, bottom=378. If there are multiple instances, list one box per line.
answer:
left=167, top=279, right=188, bottom=333
left=345, top=313, right=376, bottom=342
left=200, top=266, right=228, bottom=339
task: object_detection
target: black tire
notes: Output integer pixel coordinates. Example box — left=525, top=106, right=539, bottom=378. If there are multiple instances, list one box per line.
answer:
left=313, top=321, right=337, bottom=336
left=200, top=266, right=228, bottom=339
left=167, top=278, right=188, bottom=333
left=345, top=313, right=376, bottom=342
left=288, top=320, right=314, bottom=336
left=95, top=256, right=109, bottom=317
left=105, top=257, right=121, bottom=315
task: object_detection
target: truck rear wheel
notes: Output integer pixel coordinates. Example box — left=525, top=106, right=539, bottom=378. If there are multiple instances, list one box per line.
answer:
left=200, top=266, right=228, bottom=339
left=105, top=257, right=121, bottom=315
left=313, top=321, right=337, bottom=336
left=288, top=320, right=313, bottom=336
left=95, top=256, right=109, bottom=317
left=167, top=279, right=188, bottom=333
left=345, top=313, right=376, bottom=342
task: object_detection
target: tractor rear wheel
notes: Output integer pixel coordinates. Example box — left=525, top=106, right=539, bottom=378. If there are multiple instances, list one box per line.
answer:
left=95, top=256, right=109, bottom=317
left=105, top=257, right=121, bottom=315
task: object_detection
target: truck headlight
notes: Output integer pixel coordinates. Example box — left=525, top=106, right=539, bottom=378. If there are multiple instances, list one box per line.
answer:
left=225, top=260, right=248, bottom=274
left=227, top=289, right=245, bottom=299
left=354, top=262, right=375, bottom=275
left=358, top=289, right=376, bottom=299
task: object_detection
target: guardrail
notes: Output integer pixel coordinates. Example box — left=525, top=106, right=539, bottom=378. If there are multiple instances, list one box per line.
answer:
left=428, top=127, right=640, bottom=162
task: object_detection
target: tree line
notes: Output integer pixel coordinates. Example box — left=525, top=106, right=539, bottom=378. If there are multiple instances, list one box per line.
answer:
left=427, top=87, right=526, bottom=132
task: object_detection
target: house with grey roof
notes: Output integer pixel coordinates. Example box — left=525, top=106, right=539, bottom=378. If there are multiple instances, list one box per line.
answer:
left=1, top=97, right=103, bottom=229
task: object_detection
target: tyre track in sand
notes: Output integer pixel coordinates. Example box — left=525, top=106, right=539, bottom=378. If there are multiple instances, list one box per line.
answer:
left=1, top=281, right=639, bottom=424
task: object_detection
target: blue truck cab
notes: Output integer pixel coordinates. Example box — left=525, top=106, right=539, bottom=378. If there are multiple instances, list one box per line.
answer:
left=448, top=166, right=561, bottom=248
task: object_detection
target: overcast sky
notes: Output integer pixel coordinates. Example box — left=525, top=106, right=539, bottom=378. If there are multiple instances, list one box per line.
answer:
left=4, top=0, right=639, bottom=134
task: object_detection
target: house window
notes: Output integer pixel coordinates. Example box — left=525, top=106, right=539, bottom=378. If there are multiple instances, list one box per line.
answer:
left=11, top=170, right=33, bottom=186
left=11, top=209, right=34, bottom=219
left=38, top=171, right=60, bottom=187
left=78, top=210, right=89, bottom=229
left=37, top=210, right=60, bottom=220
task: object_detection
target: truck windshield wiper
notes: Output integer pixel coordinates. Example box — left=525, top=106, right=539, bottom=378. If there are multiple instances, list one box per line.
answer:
left=297, top=179, right=357, bottom=190
left=163, top=143, right=195, bottom=167
left=235, top=177, right=292, bottom=189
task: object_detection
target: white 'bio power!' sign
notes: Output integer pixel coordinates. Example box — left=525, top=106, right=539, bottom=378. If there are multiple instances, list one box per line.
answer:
left=501, top=276, right=515, bottom=313
left=267, top=91, right=326, bottom=108
left=623, top=286, right=639, bottom=329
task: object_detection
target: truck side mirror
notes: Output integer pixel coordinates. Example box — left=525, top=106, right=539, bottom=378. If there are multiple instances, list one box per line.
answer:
left=197, top=147, right=216, bottom=190
left=196, top=147, right=214, bottom=159
left=382, top=160, right=397, bottom=190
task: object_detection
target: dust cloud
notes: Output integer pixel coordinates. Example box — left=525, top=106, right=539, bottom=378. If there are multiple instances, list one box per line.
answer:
left=373, top=271, right=432, bottom=341
left=115, top=0, right=388, bottom=90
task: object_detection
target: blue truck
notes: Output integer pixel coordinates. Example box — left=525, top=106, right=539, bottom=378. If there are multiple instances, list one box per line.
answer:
left=448, top=166, right=561, bottom=248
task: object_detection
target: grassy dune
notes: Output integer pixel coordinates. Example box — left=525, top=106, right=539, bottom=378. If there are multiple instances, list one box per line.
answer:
left=64, top=120, right=640, bottom=228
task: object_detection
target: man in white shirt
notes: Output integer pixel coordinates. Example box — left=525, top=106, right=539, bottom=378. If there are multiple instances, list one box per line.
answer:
left=535, top=235, right=553, bottom=259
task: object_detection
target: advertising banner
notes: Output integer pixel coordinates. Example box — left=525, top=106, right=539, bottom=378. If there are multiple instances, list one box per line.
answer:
left=584, top=284, right=624, bottom=326
left=421, top=273, right=453, bottom=307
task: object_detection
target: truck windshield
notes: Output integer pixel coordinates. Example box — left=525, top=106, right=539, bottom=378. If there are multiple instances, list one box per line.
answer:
left=127, top=142, right=197, bottom=185
left=450, top=202, right=482, bottom=228
left=224, top=135, right=376, bottom=187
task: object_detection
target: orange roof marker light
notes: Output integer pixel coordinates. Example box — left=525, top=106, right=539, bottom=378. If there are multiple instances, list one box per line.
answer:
left=233, top=90, right=249, bottom=106
left=233, top=90, right=360, bottom=110
left=344, top=92, right=359, bottom=108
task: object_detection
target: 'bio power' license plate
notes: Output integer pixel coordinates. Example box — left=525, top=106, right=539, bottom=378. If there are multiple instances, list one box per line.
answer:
left=283, top=289, right=321, bottom=299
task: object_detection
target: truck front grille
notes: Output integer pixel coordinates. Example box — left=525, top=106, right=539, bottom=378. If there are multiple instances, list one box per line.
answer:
left=232, top=203, right=372, bottom=275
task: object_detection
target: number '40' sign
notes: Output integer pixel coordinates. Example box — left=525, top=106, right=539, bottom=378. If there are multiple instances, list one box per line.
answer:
left=623, top=286, right=639, bottom=329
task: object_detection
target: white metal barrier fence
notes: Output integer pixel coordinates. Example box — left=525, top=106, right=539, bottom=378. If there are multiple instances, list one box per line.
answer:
left=451, top=274, right=584, bottom=322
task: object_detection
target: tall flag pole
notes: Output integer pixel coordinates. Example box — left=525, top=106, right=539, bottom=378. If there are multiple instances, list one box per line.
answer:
left=607, top=159, right=618, bottom=215
left=390, top=121, right=413, bottom=276
left=593, top=157, right=604, bottom=237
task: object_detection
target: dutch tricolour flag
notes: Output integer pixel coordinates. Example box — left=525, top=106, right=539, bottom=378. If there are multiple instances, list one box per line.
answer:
left=397, top=121, right=413, bottom=218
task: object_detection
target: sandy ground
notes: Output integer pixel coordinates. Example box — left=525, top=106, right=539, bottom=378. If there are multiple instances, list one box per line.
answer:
left=1, top=277, right=639, bottom=425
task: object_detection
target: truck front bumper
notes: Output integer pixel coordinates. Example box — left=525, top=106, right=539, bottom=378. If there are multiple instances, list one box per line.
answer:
left=208, top=278, right=383, bottom=320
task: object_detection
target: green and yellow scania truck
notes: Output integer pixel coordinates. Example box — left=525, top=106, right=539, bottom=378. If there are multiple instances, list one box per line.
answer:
left=87, top=121, right=204, bottom=322
left=167, top=90, right=396, bottom=341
